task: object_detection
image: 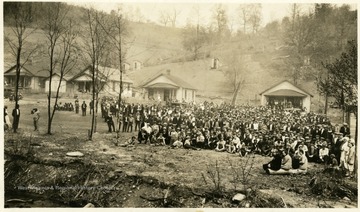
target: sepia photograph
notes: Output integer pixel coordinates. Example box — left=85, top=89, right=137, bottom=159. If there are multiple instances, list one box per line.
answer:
left=2, top=0, right=358, bottom=209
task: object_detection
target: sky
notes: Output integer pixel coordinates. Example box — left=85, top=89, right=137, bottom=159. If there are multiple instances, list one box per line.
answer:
left=70, top=0, right=357, bottom=29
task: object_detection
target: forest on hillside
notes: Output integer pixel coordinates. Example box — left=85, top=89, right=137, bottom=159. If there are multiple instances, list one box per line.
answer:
left=3, top=2, right=357, bottom=101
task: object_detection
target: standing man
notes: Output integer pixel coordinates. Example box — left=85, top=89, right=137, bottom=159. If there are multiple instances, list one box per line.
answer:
left=12, top=104, right=20, bottom=133
left=135, top=111, right=141, bottom=131
left=122, top=115, right=128, bottom=132
left=127, top=114, right=134, bottom=132
left=31, top=108, right=40, bottom=131
left=75, top=98, right=79, bottom=114
left=340, top=123, right=350, bottom=137
left=89, top=100, right=94, bottom=115
left=106, top=113, right=115, bottom=133
left=81, top=101, right=87, bottom=116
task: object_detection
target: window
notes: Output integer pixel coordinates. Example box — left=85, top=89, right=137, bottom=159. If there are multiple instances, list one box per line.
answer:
left=148, top=89, right=154, bottom=98
left=211, top=58, right=219, bottom=69
left=112, top=81, right=116, bottom=91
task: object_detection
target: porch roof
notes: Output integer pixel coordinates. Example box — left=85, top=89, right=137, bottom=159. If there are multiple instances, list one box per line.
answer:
left=144, top=83, right=179, bottom=89
left=264, top=89, right=306, bottom=97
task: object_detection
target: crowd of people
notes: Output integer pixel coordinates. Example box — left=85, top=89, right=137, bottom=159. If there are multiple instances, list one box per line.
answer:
left=55, top=102, right=75, bottom=112
left=107, top=101, right=356, bottom=178
left=3, top=97, right=356, bottom=178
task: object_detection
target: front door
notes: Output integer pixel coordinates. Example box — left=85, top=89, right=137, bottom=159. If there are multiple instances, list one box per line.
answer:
left=164, top=89, right=170, bottom=101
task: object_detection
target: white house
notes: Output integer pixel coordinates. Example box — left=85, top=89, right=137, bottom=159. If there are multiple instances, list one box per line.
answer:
left=142, top=70, right=196, bottom=102
left=67, top=65, right=133, bottom=97
left=259, top=80, right=313, bottom=112
left=45, top=73, right=67, bottom=93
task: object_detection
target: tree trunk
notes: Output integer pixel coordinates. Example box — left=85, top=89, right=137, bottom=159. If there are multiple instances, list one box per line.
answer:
left=324, top=93, right=328, bottom=115
left=47, top=47, right=54, bottom=134
left=354, top=114, right=358, bottom=179
left=14, top=46, right=21, bottom=110
left=231, top=81, right=242, bottom=105
left=90, top=65, right=96, bottom=140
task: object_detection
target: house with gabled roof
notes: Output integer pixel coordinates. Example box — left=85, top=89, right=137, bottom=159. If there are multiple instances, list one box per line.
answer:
left=67, top=65, right=133, bottom=97
left=142, top=69, right=196, bottom=102
left=4, top=65, right=48, bottom=93
left=259, top=80, right=313, bottom=112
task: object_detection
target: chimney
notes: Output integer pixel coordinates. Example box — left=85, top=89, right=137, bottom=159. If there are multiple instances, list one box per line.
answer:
left=166, top=69, right=171, bottom=75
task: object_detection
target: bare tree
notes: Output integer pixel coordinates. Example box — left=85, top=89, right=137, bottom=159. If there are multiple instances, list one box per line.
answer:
left=282, top=4, right=318, bottom=84
left=134, top=6, right=145, bottom=23
left=222, top=49, right=250, bottom=105
left=237, top=4, right=252, bottom=34
left=42, top=2, right=79, bottom=134
left=4, top=2, right=38, bottom=111
left=82, top=8, right=111, bottom=140
left=102, top=8, right=131, bottom=132
left=169, top=8, right=181, bottom=28
left=42, top=2, right=67, bottom=134
left=212, top=4, right=229, bottom=42
left=182, top=23, right=208, bottom=60
left=248, top=4, right=262, bottom=34
left=159, top=10, right=170, bottom=27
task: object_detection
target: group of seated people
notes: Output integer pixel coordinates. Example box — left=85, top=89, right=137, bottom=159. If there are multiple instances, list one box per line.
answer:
left=55, top=102, right=74, bottom=111
left=115, top=101, right=355, bottom=176
left=262, top=134, right=355, bottom=176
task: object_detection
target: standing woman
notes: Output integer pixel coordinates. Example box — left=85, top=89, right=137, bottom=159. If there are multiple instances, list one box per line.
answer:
left=12, top=104, right=20, bottom=133
left=31, top=108, right=40, bottom=131
left=4, top=106, right=11, bottom=131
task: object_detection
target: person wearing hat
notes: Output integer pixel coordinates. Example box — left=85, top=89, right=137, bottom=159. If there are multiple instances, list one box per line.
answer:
left=346, top=139, right=356, bottom=177
left=340, top=123, right=350, bottom=137
left=156, top=132, right=166, bottom=146
left=339, top=137, right=350, bottom=170
left=318, top=144, right=329, bottom=163
left=196, top=130, right=205, bottom=149
left=263, top=149, right=282, bottom=174
left=183, top=135, right=199, bottom=150
left=307, top=142, right=317, bottom=162
left=332, top=132, right=343, bottom=162
left=105, top=113, right=115, bottom=133
left=169, top=128, right=179, bottom=146
left=31, top=108, right=40, bottom=131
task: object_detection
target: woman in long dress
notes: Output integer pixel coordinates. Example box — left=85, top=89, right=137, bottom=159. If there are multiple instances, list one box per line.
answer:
left=4, top=106, right=11, bottom=130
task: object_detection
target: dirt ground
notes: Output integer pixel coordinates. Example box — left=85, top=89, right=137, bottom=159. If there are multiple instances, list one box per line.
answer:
left=3, top=96, right=358, bottom=208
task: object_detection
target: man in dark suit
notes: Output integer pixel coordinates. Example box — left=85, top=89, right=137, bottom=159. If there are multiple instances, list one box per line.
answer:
left=340, top=123, right=350, bottom=137
left=320, top=125, right=328, bottom=139
left=81, top=101, right=87, bottom=116
left=12, top=104, right=20, bottom=133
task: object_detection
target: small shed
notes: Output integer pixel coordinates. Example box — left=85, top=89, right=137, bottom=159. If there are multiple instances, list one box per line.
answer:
left=133, top=60, right=142, bottom=71
left=259, top=80, right=313, bottom=112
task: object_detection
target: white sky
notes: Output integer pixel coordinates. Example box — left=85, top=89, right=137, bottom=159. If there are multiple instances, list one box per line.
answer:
left=69, top=0, right=357, bottom=29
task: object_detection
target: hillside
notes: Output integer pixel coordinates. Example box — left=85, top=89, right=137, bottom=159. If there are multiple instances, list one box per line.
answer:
left=3, top=2, right=324, bottom=109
